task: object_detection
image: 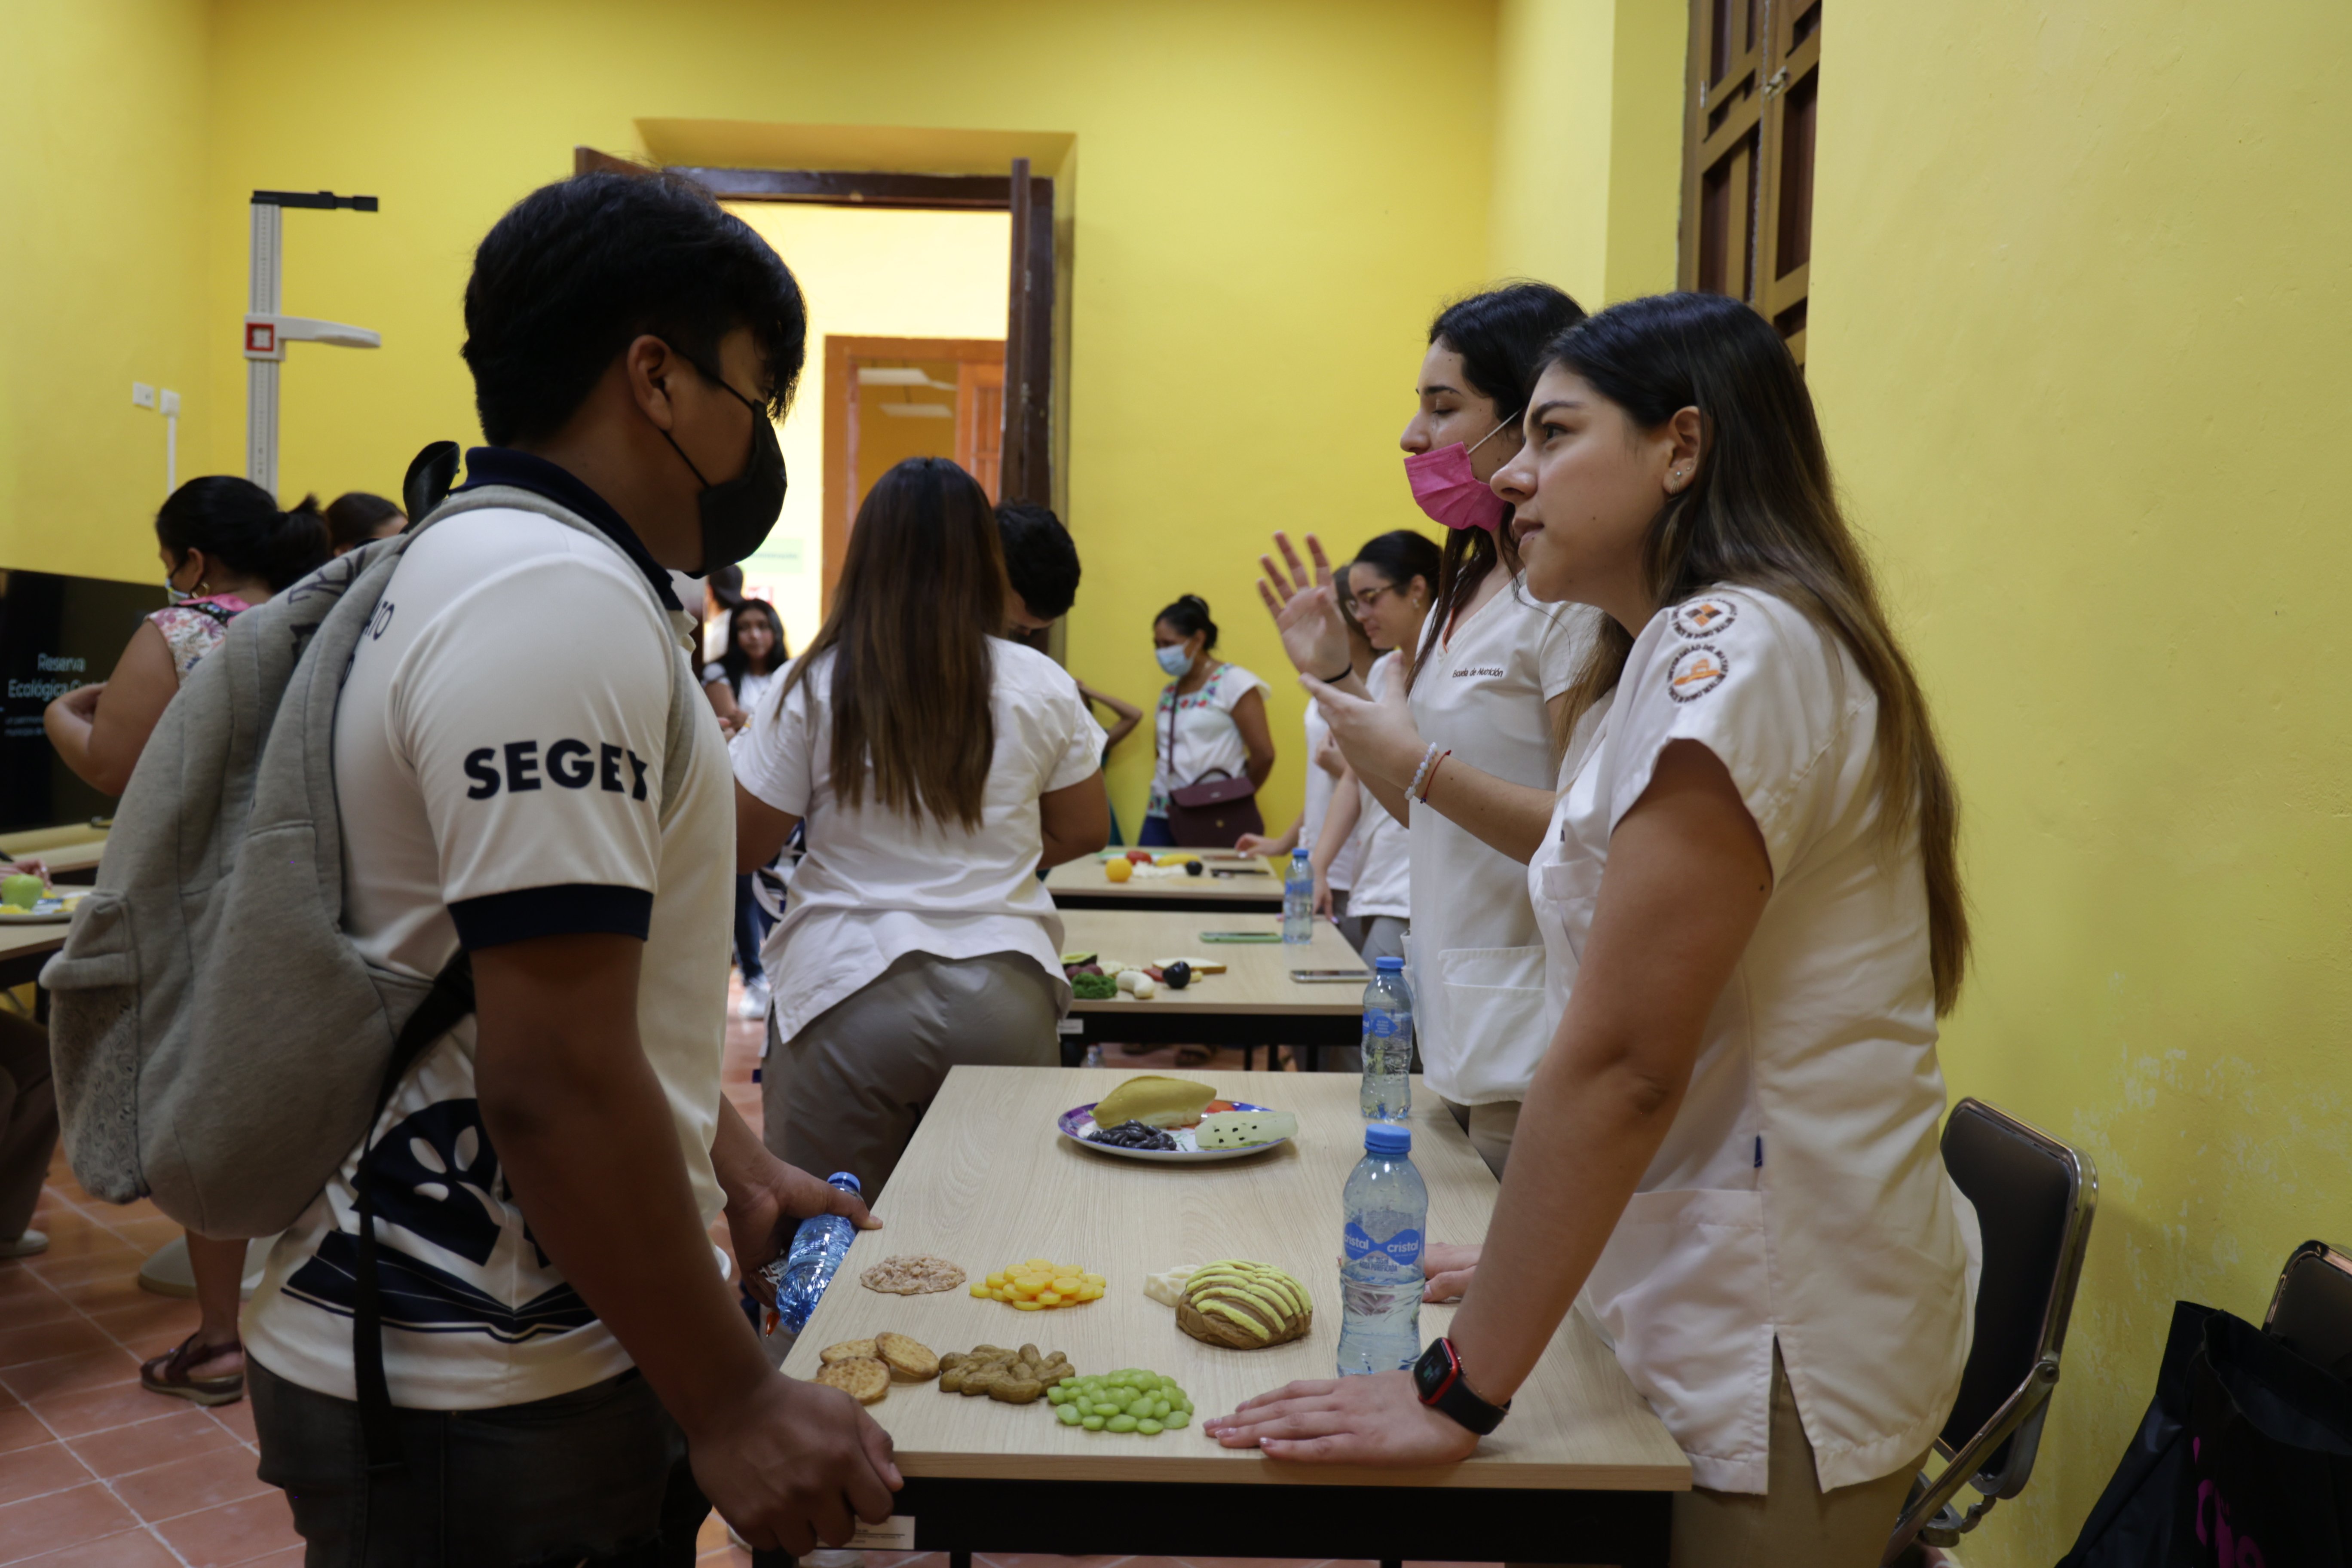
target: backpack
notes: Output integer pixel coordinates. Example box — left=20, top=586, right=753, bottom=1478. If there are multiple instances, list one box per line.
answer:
left=41, top=484, right=702, bottom=1239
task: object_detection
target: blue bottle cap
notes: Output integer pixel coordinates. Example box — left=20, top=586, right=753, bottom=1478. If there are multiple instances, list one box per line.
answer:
left=827, top=1171, right=862, bottom=1194
left=1374, top=956, right=1405, bottom=971
left=1364, top=1123, right=1411, bottom=1156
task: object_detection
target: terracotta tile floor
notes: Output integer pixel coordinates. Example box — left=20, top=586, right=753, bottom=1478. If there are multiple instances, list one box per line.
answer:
left=0, top=982, right=1335, bottom=1566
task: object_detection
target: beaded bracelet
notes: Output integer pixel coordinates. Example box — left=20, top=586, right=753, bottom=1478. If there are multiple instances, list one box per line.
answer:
left=1406, top=742, right=1442, bottom=801
left=1415, top=749, right=1454, bottom=804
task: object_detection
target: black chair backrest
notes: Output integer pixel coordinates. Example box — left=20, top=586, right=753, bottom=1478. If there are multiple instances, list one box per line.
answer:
left=1938, top=1099, right=2086, bottom=1478
left=2265, top=1241, right=2352, bottom=1381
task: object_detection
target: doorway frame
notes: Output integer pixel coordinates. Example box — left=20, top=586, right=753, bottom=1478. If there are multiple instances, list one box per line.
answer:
left=573, top=148, right=1056, bottom=508
left=822, top=334, right=1007, bottom=609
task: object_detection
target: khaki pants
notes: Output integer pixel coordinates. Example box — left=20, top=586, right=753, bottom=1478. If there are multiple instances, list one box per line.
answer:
left=1441, top=1095, right=1520, bottom=1178
left=1668, top=1347, right=1924, bottom=1568
left=762, top=949, right=1058, bottom=1200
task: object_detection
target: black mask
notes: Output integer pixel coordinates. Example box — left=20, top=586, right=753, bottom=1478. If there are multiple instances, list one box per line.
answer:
left=659, top=361, right=787, bottom=576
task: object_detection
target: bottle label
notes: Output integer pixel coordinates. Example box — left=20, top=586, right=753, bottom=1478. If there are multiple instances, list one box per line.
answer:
left=1364, top=1010, right=1410, bottom=1039
left=1343, top=1222, right=1424, bottom=1269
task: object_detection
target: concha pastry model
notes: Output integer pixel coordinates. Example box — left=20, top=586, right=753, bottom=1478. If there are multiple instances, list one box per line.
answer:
left=1175, top=1259, right=1314, bottom=1349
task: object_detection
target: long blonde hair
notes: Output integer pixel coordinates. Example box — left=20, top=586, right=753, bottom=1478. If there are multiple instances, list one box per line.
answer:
left=780, top=458, right=1005, bottom=830
left=1549, top=293, right=1969, bottom=1014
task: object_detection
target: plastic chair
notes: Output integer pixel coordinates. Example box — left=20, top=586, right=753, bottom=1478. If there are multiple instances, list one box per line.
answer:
left=1883, top=1098, right=2098, bottom=1565
left=2263, top=1238, right=2352, bottom=1380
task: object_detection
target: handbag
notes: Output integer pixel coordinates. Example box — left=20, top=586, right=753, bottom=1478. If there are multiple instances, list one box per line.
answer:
left=2058, top=1301, right=2352, bottom=1565
left=1161, top=689, right=1262, bottom=847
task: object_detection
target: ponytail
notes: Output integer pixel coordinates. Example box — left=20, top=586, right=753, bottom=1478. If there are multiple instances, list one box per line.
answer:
left=156, top=476, right=332, bottom=592
left=1155, top=594, right=1218, bottom=651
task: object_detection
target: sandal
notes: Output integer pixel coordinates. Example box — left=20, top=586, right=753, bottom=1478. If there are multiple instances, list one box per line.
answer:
left=141, top=1332, right=246, bottom=1406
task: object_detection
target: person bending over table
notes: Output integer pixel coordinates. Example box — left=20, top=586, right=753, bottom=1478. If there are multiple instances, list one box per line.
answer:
left=1211, top=293, right=1981, bottom=1568
left=1255, top=283, right=1597, bottom=1175
left=735, top=457, right=1111, bottom=1197
left=998, top=501, right=1143, bottom=840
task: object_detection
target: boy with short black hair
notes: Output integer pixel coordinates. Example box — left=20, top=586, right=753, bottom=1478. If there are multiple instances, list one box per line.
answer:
left=242, top=171, right=900, bottom=1562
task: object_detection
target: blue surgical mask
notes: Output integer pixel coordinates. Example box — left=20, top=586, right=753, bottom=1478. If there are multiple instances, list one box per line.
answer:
left=1155, top=644, right=1194, bottom=678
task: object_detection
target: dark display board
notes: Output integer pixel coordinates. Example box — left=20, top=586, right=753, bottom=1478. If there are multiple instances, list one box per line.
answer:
left=0, top=570, right=165, bottom=833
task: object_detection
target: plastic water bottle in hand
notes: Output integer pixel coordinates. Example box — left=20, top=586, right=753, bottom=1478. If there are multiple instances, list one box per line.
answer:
left=770, top=1170, right=862, bottom=1336
left=1359, top=956, right=1412, bottom=1122
left=1337, top=1123, right=1426, bottom=1375
left=1282, top=847, right=1314, bottom=944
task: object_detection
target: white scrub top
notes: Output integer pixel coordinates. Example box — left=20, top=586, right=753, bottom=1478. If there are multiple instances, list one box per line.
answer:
left=1531, top=586, right=1980, bottom=1494
left=1403, top=578, right=1596, bottom=1104
left=1302, top=698, right=1360, bottom=891
left=1343, top=652, right=1411, bottom=919
left=735, top=639, right=1108, bottom=1044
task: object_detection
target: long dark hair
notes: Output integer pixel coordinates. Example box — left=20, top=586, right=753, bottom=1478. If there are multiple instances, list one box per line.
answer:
left=155, top=476, right=331, bottom=591
left=1547, top=291, right=1969, bottom=1014
left=1411, top=282, right=1587, bottom=689
left=717, top=599, right=788, bottom=696
left=323, top=491, right=404, bottom=552
left=779, top=457, right=1004, bottom=831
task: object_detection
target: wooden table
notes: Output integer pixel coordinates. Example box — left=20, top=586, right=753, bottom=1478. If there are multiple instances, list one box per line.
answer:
left=1057, top=907, right=1366, bottom=1068
left=0, top=922, right=67, bottom=993
left=1046, top=851, right=1283, bottom=912
left=779, top=1067, right=1685, bottom=1566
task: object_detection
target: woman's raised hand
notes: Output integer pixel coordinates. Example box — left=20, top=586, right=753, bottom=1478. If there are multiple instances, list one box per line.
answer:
left=1255, top=532, right=1350, bottom=679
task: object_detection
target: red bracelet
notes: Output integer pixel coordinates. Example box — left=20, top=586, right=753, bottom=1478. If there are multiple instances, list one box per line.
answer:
left=1414, top=749, right=1453, bottom=804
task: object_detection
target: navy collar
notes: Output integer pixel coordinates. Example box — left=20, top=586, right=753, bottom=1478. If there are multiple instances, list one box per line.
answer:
left=456, top=447, right=683, bottom=611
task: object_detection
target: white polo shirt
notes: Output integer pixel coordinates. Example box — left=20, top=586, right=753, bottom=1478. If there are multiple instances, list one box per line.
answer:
left=243, top=458, right=734, bottom=1409
left=735, top=639, right=1106, bottom=1043
left=1531, top=586, right=1980, bottom=1493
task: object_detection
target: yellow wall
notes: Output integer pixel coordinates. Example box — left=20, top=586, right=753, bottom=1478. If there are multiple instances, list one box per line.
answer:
left=721, top=204, right=1008, bottom=653
left=1487, top=0, right=1681, bottom=304
left=1807, top=6, right=2352, bottom=1562
left=0, top=0, right=216, bottom=584
left=3, top=0, right=1506, bottom=837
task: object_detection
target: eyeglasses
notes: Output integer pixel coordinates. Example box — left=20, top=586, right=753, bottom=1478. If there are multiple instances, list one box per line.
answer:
left=1343, top=583, right=1398, bottom=616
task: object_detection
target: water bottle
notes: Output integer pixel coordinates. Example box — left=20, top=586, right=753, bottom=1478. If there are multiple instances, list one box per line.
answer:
left=772, top=1171, right=862, bottom=1335
left=1282, top=846, right=1314, bottom=943
left=1337, top=1123, right=1426, bottom=1375
left=1359, top=956, right=1412, bottom=1122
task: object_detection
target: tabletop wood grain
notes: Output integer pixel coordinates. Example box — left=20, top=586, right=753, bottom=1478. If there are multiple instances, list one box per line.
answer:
left=1056, top=909, right=1365, bottom=1018
left=778, top=1066, right=1688, bottom=1491
left=0, top=921, right=69, bottom=970
left=1044, top=851, right=1283, bottom=905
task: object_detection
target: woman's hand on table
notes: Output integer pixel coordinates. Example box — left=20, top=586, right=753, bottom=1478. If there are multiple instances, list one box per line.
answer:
left=1423, top=1242, right=1482, bottom=1302
left=721, top=1150, right=881, bottom=1283
left=1256, top=532, right=1352, bottom=679
left=1300, top=671, right=1424, bottom=790
left=691, top=1375, right=902, bottom=1554
left=1203, top=1371, right=1479, bottom=1465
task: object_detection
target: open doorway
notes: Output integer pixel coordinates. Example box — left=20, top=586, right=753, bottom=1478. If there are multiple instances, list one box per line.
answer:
left=825, top=335, right=1004, bottom=607
left=717, top=202, right=1008, bottom=648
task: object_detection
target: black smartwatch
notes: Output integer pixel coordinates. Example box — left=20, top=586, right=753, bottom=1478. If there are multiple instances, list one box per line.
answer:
left=1413, top=1337, right=1510, bottom=1435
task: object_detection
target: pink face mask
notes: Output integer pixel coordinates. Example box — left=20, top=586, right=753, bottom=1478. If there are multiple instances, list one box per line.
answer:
left=1403, top=419, right=1515, bottom=533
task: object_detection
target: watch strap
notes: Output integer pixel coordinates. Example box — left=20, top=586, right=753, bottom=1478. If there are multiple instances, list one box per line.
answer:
left=1416, top=1338, right=1509, bottom=1436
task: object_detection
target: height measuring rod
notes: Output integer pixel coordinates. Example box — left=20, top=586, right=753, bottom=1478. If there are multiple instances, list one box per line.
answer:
left=245, top=190, right=380, bottom=497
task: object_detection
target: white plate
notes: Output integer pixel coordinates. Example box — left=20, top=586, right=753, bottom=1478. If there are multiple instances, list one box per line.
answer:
left=1058, top=1100, right=1290, bottom=1164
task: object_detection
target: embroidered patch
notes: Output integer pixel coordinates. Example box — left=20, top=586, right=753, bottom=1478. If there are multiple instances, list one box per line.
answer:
left=1670, top=597, right=1738, bottom=639
left=1667, top=643, right=1729, bottom=702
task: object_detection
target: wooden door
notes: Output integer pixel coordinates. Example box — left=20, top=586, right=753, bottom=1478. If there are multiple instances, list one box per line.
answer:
left=1677, top=0, right=1822, bottom=362
left=822, top=335, right=1006, bottom=610
left=999, top=158, right=1056, bottom=506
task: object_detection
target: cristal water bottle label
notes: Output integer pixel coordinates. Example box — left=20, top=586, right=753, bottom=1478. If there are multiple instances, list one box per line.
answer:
left=1366, top=1010, right=1409, bottom=1039
left=1343, top=1222, right=1424, bottom=1268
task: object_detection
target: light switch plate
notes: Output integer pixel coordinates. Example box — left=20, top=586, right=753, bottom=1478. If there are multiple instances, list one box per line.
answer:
left=159, top=390, right=181, bottom=416
left=132, top=382, right=157, bottom=409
